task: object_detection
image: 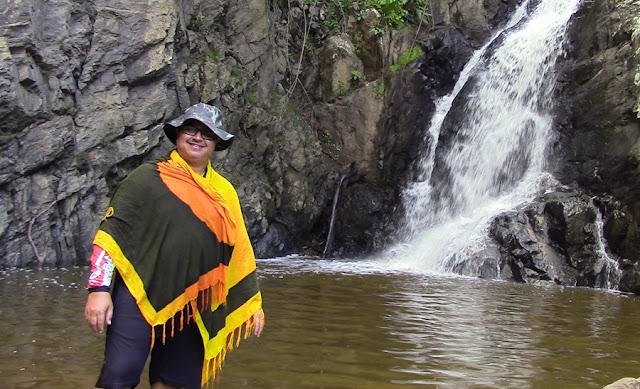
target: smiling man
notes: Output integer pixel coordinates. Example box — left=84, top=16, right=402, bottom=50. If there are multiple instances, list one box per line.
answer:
left=84, top=103, right=265, bottom=389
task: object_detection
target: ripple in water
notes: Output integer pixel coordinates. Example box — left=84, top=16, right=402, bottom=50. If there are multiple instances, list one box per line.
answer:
left=1, top=263, right=640, bottom=388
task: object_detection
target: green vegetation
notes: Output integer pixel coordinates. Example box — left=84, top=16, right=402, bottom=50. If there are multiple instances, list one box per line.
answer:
left=246, top=93, right=258, bottom=106
left=370, top=25, right=385, bottom=36
left=365, top=0, right=409, bottom=28
left=320, top=0, right=351, bottom=32
left=351, top=70, right=363, bottom=83
left=205, top=47, right=221, bottom=63
left=318, top=0, right=429, bottom=36
left=320, top=0, right=429, bottom=35
left=388, top=46, right=423, bottom=73
left=188, top=14, right=205, bottom=31
left=231, top=68, right=243, bottom=81
left=373, top=81, right=385, bottom=99
left=338, top=81, right=348, bottom=96
left=409, top=0, right=430, bottom=25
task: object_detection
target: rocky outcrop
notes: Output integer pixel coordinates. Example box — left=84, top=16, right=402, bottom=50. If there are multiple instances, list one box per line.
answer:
left=604, top=377, right=640, bottom=389
left=454, top=0, right=640, bottom=295
left=555, top=0, right=640, bottom=293
left=0, top=0, right=638, bottom=295
left=317, top=34, right=364, bottom=102
left=489, top=190, right=620, bottom=289
left=0, top=0, right=437, bottom=266
left=558, top=0, right=640, bottom=217
left=0, top=0, right=176, bottom=267
left=317, top=0, right=522, bottom=256
left=0, top=0, right=296, bottom=266
left=432, top=0, right=520, bottom=42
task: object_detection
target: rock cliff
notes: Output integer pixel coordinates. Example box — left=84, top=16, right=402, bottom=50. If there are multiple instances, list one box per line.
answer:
left=0, top=0, right=638, bottom=294
left=556, top=0, right=640, bottom=293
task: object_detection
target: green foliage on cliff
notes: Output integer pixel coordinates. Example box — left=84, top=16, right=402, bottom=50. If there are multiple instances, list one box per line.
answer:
left=389, top=46, right=423, bottom=73
left=365, top=0, right=428, bottom=28
left=373, top=81, right=385, bottom=99
left=188, top=14, right=205, bottom=31
left=312, top=0, right=429, bottom=35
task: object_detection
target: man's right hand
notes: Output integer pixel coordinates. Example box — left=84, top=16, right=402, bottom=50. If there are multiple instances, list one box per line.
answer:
left=84, top=292, right=113, bottom=334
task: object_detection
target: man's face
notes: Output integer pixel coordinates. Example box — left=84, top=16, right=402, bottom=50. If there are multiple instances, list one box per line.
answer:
left=175, top=121, right=219, bottom=168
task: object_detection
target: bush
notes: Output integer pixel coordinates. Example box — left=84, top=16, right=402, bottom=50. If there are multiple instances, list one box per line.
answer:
left=363, top=0, right=427, bottom=28
left=388, top=46, right=423, bottom=73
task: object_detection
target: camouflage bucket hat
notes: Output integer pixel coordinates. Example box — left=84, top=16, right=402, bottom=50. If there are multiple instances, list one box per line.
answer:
left=163, top=103, right=234, bottom=151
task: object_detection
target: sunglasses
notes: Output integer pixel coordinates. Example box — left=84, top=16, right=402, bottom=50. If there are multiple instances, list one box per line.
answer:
left=180, top=126, right=219, bottom=142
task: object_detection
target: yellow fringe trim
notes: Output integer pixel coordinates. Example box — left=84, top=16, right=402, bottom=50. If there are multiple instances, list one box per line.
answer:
left=198, top=293, right=262, bottom=387
left=94, top=230, right=263, bottom=387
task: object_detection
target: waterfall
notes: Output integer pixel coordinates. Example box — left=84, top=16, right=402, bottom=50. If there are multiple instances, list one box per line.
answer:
left=592, top=200, right=622, bottom=289
left=379, top=0, right=584, bottom=272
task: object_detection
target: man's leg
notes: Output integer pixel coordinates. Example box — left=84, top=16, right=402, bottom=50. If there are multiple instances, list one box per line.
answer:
left=150, top=382, right=178, bottom=389
left=95, top=278, right=151, bottom=389
left=149, top=312, right=205, bottom=389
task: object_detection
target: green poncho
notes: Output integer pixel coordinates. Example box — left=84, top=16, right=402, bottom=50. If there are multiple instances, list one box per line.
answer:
left=93, top=150, right=263, bottom=386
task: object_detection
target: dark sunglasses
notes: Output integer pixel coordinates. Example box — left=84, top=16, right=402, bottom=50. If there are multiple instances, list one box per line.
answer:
left=180, top=126, right=219, bottom=142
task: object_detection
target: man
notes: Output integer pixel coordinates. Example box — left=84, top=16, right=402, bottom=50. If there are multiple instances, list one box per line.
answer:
left=84, top=103, right=265, bottom=389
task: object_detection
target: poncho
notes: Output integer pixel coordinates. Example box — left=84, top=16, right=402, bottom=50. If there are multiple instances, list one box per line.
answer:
left=93, top=150, right=263, bottom=387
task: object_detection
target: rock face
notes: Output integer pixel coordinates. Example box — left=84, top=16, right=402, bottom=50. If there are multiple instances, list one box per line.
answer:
left=555, top=0, right=640, bottom=293
left=0, top=0, right=638, bottom=294
left=488, top=190, right=620, bottom=288
left=0, top=0, right=293, bottom=266
left=603, top=377, right=640, bottom=389
left=0, top=0, right=420, bottom=266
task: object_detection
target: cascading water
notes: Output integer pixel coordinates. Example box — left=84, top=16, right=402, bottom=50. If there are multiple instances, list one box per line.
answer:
left=592, top=200, right=622, bottom=289
left=379, top=0, right=584, bottom=273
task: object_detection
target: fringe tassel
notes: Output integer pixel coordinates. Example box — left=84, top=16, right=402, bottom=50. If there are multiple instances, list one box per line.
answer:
left=215, top=281, right=225, bottom=306
left=245, top=315, right=256, bottom=340
left=150, top=324, right=156, bottom=351
left=205, top=355, right=221, bottom=389
left=201, top=317, right=255, bottom=388
left=226, top=329, right=235, bottom=351
left=235, top=326, right=243, bottom=348
left=215, top=266, right=228, bottom=306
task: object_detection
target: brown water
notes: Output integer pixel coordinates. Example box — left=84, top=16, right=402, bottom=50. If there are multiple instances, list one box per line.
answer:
left=1, top=258, right=639, bottom=389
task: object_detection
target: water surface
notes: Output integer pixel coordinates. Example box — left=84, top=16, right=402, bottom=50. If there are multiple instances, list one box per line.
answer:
left=1, top=258, right=639, bottom=388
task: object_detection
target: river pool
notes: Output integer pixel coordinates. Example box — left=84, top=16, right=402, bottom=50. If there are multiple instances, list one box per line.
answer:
left=1, top=257, right=639, bottom=388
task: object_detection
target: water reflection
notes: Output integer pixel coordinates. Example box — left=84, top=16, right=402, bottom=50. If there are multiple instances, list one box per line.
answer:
left=0, top=269, right=101, bottom=388
left=1, top=260, right=639, bottom=389
left=381, top=279, right=543, bottom=387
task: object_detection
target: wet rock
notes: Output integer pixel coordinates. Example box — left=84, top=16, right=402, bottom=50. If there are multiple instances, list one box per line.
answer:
left=452, top=244, right=504, bottom=279
left=329, top=182, right=393, bottom=256
left=556, top=0, right=640, bottom=292
left=489, top=191, right=620, bottom=289
left=603, top=377, right=640, bottom=389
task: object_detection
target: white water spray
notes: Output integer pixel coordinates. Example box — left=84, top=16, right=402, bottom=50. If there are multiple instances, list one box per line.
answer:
left=592, top=200, right=622, bottom=289
left=379, top=0, right=584, bottom=272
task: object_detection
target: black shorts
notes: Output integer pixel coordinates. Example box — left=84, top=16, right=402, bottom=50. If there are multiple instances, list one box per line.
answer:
left=96, top=277, right=204, bottom=389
